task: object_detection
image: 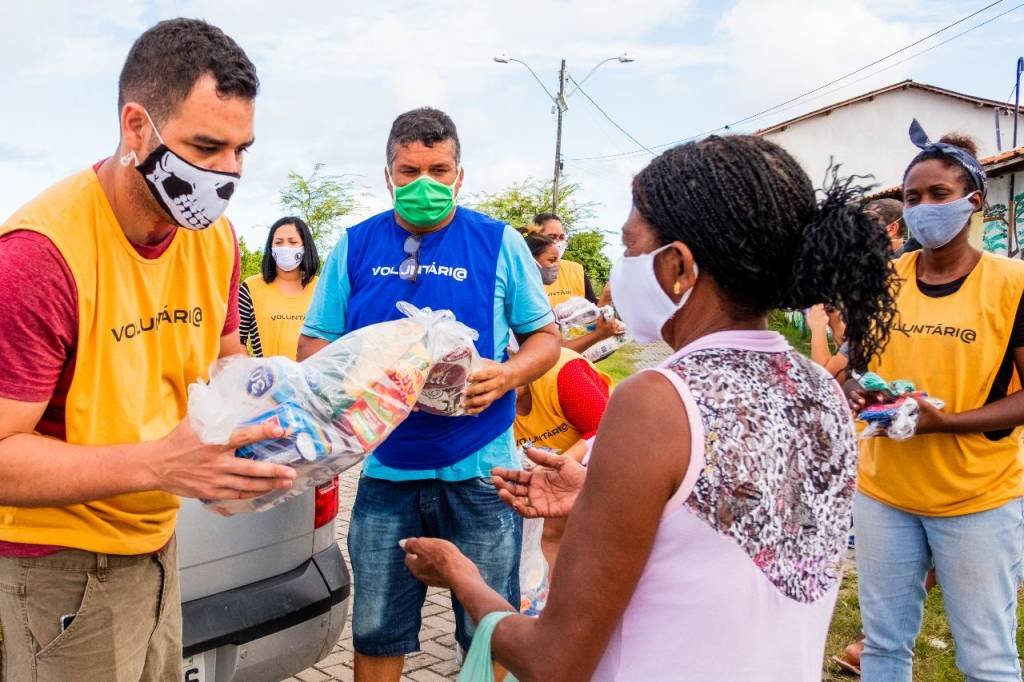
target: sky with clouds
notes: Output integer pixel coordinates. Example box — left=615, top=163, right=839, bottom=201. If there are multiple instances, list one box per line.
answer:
left=2, top=0, right=1024, bottom=253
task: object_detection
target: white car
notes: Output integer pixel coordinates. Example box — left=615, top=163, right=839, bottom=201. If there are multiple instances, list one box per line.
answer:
left=178, top=477, right=350, bottom=681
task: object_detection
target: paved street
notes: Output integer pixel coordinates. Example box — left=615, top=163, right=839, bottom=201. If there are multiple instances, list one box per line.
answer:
left=287, top=465, right=462, bottom=682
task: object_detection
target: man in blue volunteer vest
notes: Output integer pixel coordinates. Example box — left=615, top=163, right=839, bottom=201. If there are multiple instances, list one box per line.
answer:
left=298, top=107, right=560, bottom=681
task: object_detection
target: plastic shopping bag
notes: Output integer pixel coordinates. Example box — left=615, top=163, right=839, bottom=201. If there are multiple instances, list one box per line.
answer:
left=189, top=303, right=479, bottom=514
left=457, top=611, right=519, bottom=682
left=519, top=518, right=549, bottom=617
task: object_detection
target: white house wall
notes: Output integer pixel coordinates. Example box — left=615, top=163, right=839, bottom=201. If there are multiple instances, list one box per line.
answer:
left=761, top=88, right=1022, bottom=189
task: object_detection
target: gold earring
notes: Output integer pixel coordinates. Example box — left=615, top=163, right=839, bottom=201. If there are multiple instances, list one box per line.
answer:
left=673, top=281, right=682, bottom=295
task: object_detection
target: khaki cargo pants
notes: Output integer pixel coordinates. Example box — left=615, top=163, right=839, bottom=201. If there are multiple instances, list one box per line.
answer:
left=0, top=536, right=181, bottom=681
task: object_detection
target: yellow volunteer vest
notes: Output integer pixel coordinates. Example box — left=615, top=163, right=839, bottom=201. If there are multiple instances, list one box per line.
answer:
left=514, top=348, right=610, bottom=454
left=244, top=274, right=317, bottom=360
left=0, top=168, right=233, bottom=554
left=859, top=251, right=1024, bottom=516
left=545, top=258, right=586, bottom=310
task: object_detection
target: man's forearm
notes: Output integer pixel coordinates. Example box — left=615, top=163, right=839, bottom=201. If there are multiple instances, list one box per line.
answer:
left=507, top=324, right=561, bottom=388
left=0, top=434, right=157, bottom=506
left=296, top=334, right=331, bottom=362
left=563, top=329, right=606, bottom=355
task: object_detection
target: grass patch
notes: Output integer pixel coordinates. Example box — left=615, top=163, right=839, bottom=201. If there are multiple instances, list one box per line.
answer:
left=595, top=344, right=637, bottom=385
left=824, top=570, right=1024, bottom=680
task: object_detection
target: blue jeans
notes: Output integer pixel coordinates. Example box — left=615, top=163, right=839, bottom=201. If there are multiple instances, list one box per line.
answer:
left=348, top=475, right=522, bottom=657
left=854, top=492, right=1024, bottom=681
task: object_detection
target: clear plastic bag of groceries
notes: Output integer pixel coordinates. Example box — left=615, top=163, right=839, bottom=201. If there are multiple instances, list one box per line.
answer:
left=415, top=313, right=482, bottom=417
left=516, top=445, right=549, bottom=616
left=555, top=296, right=630, bottom=362
left=189, top=302, right=477, bottom=514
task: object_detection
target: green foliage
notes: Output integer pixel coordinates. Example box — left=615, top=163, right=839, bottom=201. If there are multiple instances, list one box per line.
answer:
left=565, top=229, right=612, bottom=290
left=238, top=236, right=262, bottom=281
left=467, top=176, right=597, bottom=232
left=278, top=162, right=362, bottom=254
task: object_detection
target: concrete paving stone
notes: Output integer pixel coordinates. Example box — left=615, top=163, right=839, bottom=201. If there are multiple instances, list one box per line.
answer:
left=419, top=640, right=454, bottom=662
left=403, top=652, right=441, bottom=671
left=318, top=663, right=355, bottom=681
left=428, top=658, right=462, bottom=677
left=295, top=668, right=331, bottom=682
left=422, top=615, right=451, bottom=630
left=409, top=669, right=455, bottom=682
left=316, top=649, right=354, bottom=669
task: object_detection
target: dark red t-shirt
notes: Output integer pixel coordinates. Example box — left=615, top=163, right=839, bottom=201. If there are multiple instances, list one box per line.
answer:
left=0, top=231, right=240, bottom=440
left=0, top=167, right=240, bottom=558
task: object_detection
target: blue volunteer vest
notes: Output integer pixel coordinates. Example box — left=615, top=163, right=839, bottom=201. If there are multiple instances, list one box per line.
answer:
left=345, top=207, right=516, bottom=469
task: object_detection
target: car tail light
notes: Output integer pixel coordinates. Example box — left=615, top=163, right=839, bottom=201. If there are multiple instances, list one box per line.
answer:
left=314, top=476, right=339, bottom=529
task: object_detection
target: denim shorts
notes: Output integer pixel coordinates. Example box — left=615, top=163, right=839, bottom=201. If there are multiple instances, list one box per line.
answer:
left=348, top=475, right=523, bottom=657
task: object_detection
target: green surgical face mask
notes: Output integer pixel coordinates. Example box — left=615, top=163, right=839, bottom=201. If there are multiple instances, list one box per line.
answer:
left=387, top=169, right=460, bottom=228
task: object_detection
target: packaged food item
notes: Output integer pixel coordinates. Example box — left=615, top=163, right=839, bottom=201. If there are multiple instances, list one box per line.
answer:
left=555, top=297, right=631, bottom=361
left=415, top=314, right=482, bottom=417
left=519, top=517, right=549, bottom=617
left=854, top=372, right=943, bottom=441
left=189, top=303, right=476, bottom=514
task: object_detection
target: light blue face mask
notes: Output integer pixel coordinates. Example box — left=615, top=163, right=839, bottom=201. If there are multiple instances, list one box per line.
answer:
left=903, top=193, right=978, bottom=250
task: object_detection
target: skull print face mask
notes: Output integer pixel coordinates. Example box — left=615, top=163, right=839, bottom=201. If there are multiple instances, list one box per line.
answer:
left=123, top=108, right=240, bottom=230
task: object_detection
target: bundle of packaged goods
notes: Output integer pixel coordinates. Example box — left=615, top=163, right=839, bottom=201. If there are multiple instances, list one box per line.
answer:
left=854, top=371, right=944, bottom=440
left=189, top=303, right=481, bottom=514
left=553, top=297, right=631, bottom=362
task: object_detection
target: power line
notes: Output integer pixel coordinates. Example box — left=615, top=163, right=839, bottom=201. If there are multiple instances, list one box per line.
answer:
left=567, top=75, right=656, bottom=155
left=568, top=0, right=1018, bottom=162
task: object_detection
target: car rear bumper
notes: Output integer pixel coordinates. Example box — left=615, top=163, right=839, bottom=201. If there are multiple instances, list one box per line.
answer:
left=182, top=543, right=351, bottom=659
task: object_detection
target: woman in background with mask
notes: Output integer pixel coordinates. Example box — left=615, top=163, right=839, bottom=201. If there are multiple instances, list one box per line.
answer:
left=239, top=216, right=321, bottom=359
left=400, top=135, right=896, bottom=680
left=526, top=231, right=624, bottom=357
left=846, top=123, right=1024, bottom=680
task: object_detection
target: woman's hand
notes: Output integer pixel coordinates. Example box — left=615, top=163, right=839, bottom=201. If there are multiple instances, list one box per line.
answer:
left=491, top=448, right=587, bottom=518
left=843, top=378, right=884, bottom=414
left=806, top=304, right=828, bottom=332
left=401, top=537, right=480, bottom=589
left=913, top=396, right=953, bottom=435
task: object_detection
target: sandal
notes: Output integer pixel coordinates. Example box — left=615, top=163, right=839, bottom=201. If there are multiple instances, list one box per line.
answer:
left=831, top=635, right=864, bottom=676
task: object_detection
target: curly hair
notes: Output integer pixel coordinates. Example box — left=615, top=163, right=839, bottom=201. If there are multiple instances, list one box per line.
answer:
left=631, top=134, right=897, bottom=372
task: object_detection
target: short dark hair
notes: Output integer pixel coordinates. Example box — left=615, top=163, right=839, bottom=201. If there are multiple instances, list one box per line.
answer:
left=525, top=233, right=557, bottom=258
left=864, top=199, right=905, bottom=237
left=386, top=108, right=460, bottom=167
left=118, top=18, right=259, bottom=125
left=262, top=217, right=320, bottom=287
left=532, top=212, right=562, bottom=227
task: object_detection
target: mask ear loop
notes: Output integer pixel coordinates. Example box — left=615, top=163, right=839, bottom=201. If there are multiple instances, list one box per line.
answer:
left=120, top=107, right=165, bottom=168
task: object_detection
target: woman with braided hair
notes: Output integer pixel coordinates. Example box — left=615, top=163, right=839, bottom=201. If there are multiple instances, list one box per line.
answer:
left=400, top=134, right=896, bottom=680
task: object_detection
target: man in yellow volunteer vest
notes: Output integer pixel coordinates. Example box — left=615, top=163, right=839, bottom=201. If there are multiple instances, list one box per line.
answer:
left=846, top=121, right=1024, bottom=680
left=0, top=19, right=295, bottom=681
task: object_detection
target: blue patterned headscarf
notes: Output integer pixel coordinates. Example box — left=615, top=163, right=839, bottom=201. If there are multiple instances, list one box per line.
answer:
left=905, top=118, right=987, bottom=197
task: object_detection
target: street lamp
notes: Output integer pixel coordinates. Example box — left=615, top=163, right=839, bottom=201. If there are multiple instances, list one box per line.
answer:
left=495, top=53, right=635, bottom=212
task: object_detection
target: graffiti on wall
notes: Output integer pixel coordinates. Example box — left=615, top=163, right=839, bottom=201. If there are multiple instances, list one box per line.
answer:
left=982, top=180, right=1024, bottom=258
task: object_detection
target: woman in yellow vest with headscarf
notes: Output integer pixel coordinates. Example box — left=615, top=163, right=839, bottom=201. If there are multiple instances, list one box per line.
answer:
left=845, top=122, right=1024, bottom=680
left=515, top=346, right=611, bottom=569
left=240, top=216, right=320, bottom=359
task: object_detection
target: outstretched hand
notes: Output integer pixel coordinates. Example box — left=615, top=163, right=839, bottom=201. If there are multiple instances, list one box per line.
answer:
left=491, top=447, right=587, bottom=519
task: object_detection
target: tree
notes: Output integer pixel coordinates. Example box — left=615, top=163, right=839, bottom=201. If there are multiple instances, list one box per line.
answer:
left=468, top=177, right=611, bottom=288
left=238, top=236, right=263, bottom=281
left=565, top=229, right=611, bottom=289
left=278, top=162, right=362, bottom=254
left=468, top=177, right=597, bottom=232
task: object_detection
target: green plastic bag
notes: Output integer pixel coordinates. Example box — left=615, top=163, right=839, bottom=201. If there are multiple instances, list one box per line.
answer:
left=457, top=611, right=519, bottom=682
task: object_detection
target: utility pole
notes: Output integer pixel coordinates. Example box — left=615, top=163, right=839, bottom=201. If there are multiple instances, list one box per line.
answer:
left=552, top=59, right=567, bottom=214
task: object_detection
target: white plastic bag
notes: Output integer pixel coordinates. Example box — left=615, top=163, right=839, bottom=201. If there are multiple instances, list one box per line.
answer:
left=189, top=303, right=478, bottom=514
left=519, top=518, right=549, bottom=617
left=415, top=316, right=482, bottom=417
left=555, top=296, right=630, bottom=361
